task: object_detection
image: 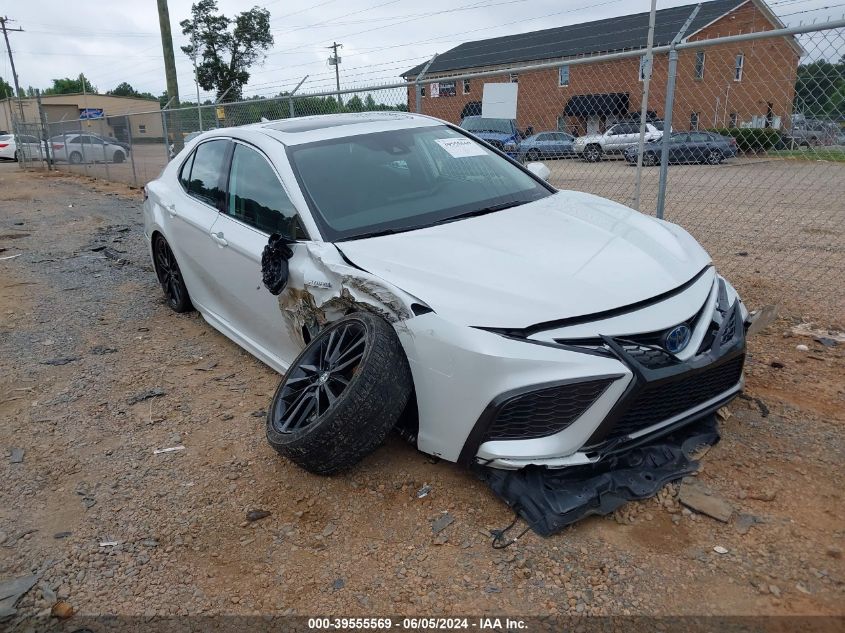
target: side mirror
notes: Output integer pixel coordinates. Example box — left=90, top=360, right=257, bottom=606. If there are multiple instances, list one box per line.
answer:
left=261, top=233, right=296, bottom=295
left=526, top=161, right=550, bottom=182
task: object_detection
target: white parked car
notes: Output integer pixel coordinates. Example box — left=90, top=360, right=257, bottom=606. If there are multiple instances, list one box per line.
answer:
left=50, top=133, right=128, bottom=164
left=143, top=112, right=748, bottom=479
left=0, top=133, right=48, bottom=162
left=573, top=121, right=663, bottom=161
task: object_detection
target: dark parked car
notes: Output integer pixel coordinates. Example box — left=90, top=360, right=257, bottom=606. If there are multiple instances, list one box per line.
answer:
left=625, top=131, right=737, bottom=165
left=506, top=132, right=576, bottom=161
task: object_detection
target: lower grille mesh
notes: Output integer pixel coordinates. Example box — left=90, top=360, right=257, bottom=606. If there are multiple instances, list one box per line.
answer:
left=608, top=355, right=744, bottom=441
left=485, top=379, right=612, bottom=442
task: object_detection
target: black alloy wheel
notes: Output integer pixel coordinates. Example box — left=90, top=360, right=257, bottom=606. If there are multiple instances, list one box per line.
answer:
left=153, top=235, right=192, bottom=312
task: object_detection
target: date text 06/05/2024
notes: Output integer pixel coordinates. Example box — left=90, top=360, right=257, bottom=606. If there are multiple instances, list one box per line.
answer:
left=307, top=617, right=528, bottom=630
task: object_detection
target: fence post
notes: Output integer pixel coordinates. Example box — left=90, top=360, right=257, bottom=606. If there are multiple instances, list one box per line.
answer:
left=288, top=75, right=309, bottom=119
left=656, top=4, right=700, bottom=220
left=161, top=108, right=170, bottom=163
left=34, top=89, right=52, bottom=170
left=79, top=119, right=90, bottom=177
left=415, top=54, right=438, bottom=114
left=633, top=0, right=657, bottom=211
left=127, top=117, right=138, bottom=187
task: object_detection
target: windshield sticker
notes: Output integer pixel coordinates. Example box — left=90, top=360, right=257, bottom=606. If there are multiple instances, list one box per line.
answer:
left=434, top=138, right=488, bottom=158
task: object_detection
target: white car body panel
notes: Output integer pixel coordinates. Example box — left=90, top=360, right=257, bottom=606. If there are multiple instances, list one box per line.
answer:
left=142, top=113, right=746, bottom=470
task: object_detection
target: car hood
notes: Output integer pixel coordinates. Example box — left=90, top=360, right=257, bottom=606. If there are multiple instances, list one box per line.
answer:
left=335, top=192, right=711, bottom=329
left=574, top=134, right=603, bottom=144
left=471, top=131, right=514, bottom=142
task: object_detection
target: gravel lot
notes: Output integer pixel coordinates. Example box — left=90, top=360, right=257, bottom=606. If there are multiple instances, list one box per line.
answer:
left=0, top=164, right=843, bottom=626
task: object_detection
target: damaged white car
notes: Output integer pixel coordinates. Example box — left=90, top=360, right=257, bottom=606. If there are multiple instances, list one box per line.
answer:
left=143, top=113, right=749, bottom=526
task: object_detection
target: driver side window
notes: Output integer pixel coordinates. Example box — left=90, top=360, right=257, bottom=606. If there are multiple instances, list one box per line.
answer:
left=226, top=144, right=308, bottom=239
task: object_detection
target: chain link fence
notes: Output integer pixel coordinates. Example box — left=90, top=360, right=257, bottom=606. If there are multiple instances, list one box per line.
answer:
left=9, top=21, right=844, bottom=323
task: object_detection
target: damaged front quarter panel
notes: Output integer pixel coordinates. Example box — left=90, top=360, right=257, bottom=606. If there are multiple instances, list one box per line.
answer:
left=265, top=239, right=421, bottom=349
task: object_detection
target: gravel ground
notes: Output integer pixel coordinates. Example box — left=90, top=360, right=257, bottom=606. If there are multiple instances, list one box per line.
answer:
left=0, top=164, right=843, bottom=627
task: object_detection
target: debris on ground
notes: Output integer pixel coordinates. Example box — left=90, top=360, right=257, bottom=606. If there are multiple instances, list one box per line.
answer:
left=713, top=546, right=729, bottom=555
left=735, top=513, right=762, bottom=535
left=716, top=406, right=732, bottom=421
left=814, top=337, right=838, bottom=348
left=127, top=388, right=166, bottom=405
left=246, top=510, right=271, bottom=522
left=90, top=345, right=117, bottom=355
left=431, top=513, right=455, bottom=534
left=790, top=323, right=845, bottom=344
left=50, top=601, right=74, bottom=619
left=0, top=574, right=38, bottom=620
left=42, top=357, right=79, bottom=366
left=416, top=484, right=432, bottom=498
left=99, top=541, right=119, bottom=547
left=8, top=448, right=24, bottom=464
left=749, top=489, right=777, bottom=502
left=796, top=344, right=809, bottom=352
left=152, top=445, right=185, bottom=455
left=678, top=477, right=734, bottom=523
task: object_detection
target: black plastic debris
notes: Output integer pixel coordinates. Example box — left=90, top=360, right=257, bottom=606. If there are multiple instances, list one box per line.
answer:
left=42, top=357, right=79, bottom=366
left=127, top=387, right=166, bottom=405
left=478, top=416, right=720, bottom=536
left=261, top=233, right=296, bottom=295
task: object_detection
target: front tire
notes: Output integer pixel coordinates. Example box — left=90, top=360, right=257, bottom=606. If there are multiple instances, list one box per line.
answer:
left=267, top=312, right=412, bottom=475
left=526, top=149, right=540, bottom=161
left=69, top=151, right=82, bottom=165
left=706, top=149, right=722, bottom=165
left=583, top=144, right=602, bottom=162
left=113, top=151, right=125, bottom=164
left=152, top=235, right=193, bottom=313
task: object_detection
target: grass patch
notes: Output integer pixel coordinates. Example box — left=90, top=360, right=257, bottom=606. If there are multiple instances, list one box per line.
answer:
left=767, top=148, right=845, bottom=162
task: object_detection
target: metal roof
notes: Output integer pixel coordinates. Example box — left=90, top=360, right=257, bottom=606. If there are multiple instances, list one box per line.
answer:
left=403, top=0, right=747, bottom=77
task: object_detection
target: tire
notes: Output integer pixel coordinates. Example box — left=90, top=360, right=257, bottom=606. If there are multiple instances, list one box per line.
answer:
left=13, top=150, right=19, bottom=162
left=266, top=312, right=412, bottom=475
left=644, top=152, right=657, bottom=166
left=152, top=234, right=193, bottom=313
left=69, top=151, right=83, bottom=165
left=706, top=149, right=722, bottom=165
left=526, top=149, right=540, bottom=162
left=113, top=151, right=125, bottom=164
left=583, top=144, right=602, bottom=162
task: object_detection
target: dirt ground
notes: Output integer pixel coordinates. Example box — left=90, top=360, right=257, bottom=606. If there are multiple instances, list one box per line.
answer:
left=0, top=163, right=843, bottom=626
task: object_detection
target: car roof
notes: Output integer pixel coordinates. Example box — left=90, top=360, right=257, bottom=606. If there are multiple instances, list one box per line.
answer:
left=248, top=112, right=443, bottom=146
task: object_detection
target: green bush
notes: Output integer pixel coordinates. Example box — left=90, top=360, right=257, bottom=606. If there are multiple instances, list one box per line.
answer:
left=707, top=127, right=783, bottom=153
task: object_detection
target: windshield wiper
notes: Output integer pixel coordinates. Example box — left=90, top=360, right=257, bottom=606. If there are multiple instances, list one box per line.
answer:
left=432, top=200, right=526, bottom=226
left=339, top=227, right=410, bottom=241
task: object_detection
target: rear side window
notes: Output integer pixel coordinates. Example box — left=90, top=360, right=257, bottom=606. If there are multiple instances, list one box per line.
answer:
left=179, top=151, right=195, bottom=191
left=187, top=140, right=229, bottom=207
left=226, top=144, right=307, bottom=238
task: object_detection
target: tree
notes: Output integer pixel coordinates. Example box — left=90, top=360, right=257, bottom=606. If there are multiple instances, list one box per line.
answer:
left=794, top=59, right=845, bottom=117
left=109, top=82, right=140, bottom=97
left=180, top=0, right=273, bottom=102
left=43, top=74, right=97, bottom=95
left=0, top=76, right=12, bottom=99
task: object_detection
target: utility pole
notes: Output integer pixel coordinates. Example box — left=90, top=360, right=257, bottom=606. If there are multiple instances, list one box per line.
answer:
left=0, top=16, right=25, bottom=122
left=156, top=0, right=182, bottom=152
left=328, top=42, right=343, bottom=107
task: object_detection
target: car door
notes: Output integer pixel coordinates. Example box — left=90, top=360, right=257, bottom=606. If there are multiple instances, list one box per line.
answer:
left=689, top=132, right=713, bottom=162
left=204, top=141, right=311, bottom=366
left=603, top=124, right=623, bottom=151
left=165, top=138, right=231, bottom=314
left=668, top=134, right=690, bottom=163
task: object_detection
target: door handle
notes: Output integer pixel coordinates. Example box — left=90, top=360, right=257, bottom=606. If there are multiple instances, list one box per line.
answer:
left=165, top=203, right=177, bottom=217
left=210, top=231, right=228, bottom=247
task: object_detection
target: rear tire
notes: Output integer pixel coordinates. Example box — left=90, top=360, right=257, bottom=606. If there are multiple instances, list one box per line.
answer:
left=13, top=150, right=19, bottom=162
left=526, top=149, right=540, bottom=161
left=152, top=234, right=193, bottom=313
left=644, top=152, right=657, bottom=166
left=113, top=151, right=125, bottom=164
left=267, top=312, right=412, bottom=475
left=706, top=149, right=722, bottom=165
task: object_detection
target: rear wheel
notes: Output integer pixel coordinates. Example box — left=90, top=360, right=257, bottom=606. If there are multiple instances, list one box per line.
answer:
left=13, top=150, right=19, bottom=162
left=526, top=149, right=540, bottom=161
left=644, top=152, right=657, bottom=166
left=267, top=312, right=412, bottom=475
left=583, top=144, right=602, bottom=162
left=706, top=149, right=722, bottom=165
left=152, top=235, right=193, bottom=313
left=113, top=151, right=125, bottom=164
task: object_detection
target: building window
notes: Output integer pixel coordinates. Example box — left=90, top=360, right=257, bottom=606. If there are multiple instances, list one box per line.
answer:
left=420, top=86, right=426, bottom=97
left=734, top=53, right=744, bottom=81
left=138, top=124, right=146, bottom=134
left=695, top=51, right=705, bottom=79
left=462, top=79, right=470, bottom=94
left=690, top=112, right=700, bottom=130
left=558, top=65, right=570, bottom=87
left=509, top=73, right=519, bottom=83
left=729, top=112, right=738, bottom=128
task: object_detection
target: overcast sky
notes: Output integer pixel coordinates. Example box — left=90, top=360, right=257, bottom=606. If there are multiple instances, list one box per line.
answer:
left=3, top=0, right=843, bottom=102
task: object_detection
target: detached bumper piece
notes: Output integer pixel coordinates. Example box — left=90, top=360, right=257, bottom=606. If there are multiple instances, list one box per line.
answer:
left=479, top=416, right=720, bottom=536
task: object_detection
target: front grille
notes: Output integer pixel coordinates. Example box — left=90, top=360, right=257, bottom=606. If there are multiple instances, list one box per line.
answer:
left=485, top=379, right=613, bottom=442
left=606, top=355, right=744, bottom=441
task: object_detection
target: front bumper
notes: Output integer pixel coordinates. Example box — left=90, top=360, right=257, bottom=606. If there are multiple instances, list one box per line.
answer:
left=397, top=269, right=746, bottom=469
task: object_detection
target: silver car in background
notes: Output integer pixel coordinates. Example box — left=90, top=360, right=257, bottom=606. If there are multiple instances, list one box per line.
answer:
left=50, top=133, right=129, bottom=164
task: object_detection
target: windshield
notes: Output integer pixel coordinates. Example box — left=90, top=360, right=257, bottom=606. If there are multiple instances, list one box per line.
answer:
left=288, top=125, right=551, bottom=241
left=652, top=120, right=665, bottom=131
left=460, top=117, right=514, bottom=135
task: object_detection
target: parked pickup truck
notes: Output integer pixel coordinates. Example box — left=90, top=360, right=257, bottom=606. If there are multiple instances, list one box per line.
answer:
left=573, top=121, right=663, bottom=162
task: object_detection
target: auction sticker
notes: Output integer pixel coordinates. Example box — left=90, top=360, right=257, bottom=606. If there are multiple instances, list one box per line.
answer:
left=434, top=138, right=488, bottom=158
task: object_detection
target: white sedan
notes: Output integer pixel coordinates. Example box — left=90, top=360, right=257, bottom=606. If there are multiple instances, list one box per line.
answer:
left=0, top=133, right=48, bottom=161
left=143, top=112, right=748, bottom=481
left=50, top=133, right=128, bottom=164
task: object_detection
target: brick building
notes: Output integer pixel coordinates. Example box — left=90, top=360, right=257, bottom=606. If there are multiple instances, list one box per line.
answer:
left=403, top=0, right=802, bottom=136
